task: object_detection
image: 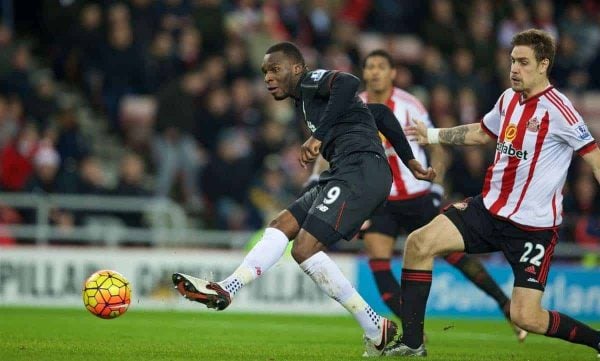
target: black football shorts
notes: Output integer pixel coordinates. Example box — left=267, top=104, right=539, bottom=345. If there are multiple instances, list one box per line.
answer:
left=443, top=195, right=558, bottom=291
left=365, top=193, right=438, bottom=238
left=288, top=152, right=392, bottom=246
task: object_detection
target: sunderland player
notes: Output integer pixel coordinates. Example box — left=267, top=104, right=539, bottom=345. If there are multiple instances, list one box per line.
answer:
left=172, top=41, right=435, bottom=356
left=388, top=29, right=600, bottom=357
left=359, top=49, right=525, bottom=340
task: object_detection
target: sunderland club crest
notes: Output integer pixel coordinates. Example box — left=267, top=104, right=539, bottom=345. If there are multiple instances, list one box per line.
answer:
left=527, top=117, right=540, bottom=132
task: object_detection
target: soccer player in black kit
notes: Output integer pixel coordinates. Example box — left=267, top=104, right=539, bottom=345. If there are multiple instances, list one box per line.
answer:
left=172, top=41, right=435, bottom=356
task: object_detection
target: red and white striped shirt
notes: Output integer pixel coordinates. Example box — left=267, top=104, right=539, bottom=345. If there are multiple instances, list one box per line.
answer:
left=481, top=86, right=597, bottom=229
left=359, top=88, right=432, bottom=200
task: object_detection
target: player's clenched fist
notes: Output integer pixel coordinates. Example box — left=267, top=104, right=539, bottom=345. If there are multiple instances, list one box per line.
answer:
left=299, top=136, right=321, bottom=168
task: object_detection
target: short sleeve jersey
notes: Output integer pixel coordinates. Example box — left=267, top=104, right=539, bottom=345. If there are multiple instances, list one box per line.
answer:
left=480, top=86, right=597, bottom=228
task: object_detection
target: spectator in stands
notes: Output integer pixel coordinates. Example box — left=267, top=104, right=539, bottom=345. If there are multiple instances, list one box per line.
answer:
left=23, top=144, right=70, bottom=211
left=202, top=54, right=228, bottom=85
left=249, top=155, right=297, bottom=226
left=158, top=0, right=192, bottom=34
left=201, top=127, right=257, bottom=229
left=115, top=152, right=150, bottom=197
left=456, top=87, right=479, bottom=126
left=76, top=156, right=109, bottom=195
left=497, top=2, right=532, bottom=49
left=572, top=174, right=600, bottom=250
left=113, top=152, right=151, bottom=228
left=589, top=49, right=600, bottom=90
left=559, top=2, right=599, bottom=66
left=467, top=17, right=495, bottom=74
left=231, top=77, right=263, bottom=127
left=0, top=23, right=15, bottom=76
left=0, top=95, right=18, bottom=149
left=0, top=44, right=33, bottom=99
left=322, top=43, right=354, bottom=73
left=100, top=21, right=145, bottom=131
left=2, top=0, right=598, bottom=246
left=306, top=0, right=333, bottom=50
left=25, top=70, right=59, bottom=130
left=449, top=48, right=483, bottom=96
left=0, top=123, right=39, bottom=192
left=175, top=25, right=202, bottom=74
left=21, top=145, right=76, bottom=240
left=331, top=20, right=361, bottom=68
left=54, top=100, right=90, bottom=178
left=428, top=84, right=453, bottom=122
left=144, top=31, right=178, bottom=94
left=252, top=118, right=288, bottom=171
left=0, top=204, right=21, bottom=245
left=420, top=46, right=451, bottom=90
left=224, top=40, right=254, bottom=83
left=153, top=68, right=207, bottom=209
left=191, top=0, right=225, bottom=55
left=422, top=0, right=465, bottom=57
left=533, top=0, right=558, bottom=41
left=447, top=147, right=488, bottom=200
left=278, top=141, right=311, bottom=196
left=129, top=0, right=160, bottom=53
left=25, top=146, right=59, bottom=192
left=195, top=86, right=235, bottom=153
left=57, top=3, right=103, bottom=86
left=553, top=34, right=589, bottom=91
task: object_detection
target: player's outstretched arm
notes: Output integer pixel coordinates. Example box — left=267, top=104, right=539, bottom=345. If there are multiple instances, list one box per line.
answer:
left=406, top=120, right=492, bottom=146
left=369, top=103, right=436, bottom=181
left=582, top=146, right=600, bottom=185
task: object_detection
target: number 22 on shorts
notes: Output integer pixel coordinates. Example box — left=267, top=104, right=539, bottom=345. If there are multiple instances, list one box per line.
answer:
left=519, top=241, right=545, bottom=266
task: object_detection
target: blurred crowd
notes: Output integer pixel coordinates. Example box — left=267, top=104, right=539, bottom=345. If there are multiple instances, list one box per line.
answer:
left=0, top=0, right=599, bottom=248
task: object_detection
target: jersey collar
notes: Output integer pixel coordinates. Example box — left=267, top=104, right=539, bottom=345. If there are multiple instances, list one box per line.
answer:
left=292, top=72, right=307, bottom=101
left=519, top=84, right=554, bottom=104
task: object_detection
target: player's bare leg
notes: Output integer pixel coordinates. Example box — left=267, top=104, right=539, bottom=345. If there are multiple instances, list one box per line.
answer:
left=172, top=210, right=299, bottom=310
left=511, top=287, right=600, bottom=354
left=386, top=214, right=464, bottom=356
left=292, top=229, right=398, bottom=356
left=444, top=252, right=527, bottom=342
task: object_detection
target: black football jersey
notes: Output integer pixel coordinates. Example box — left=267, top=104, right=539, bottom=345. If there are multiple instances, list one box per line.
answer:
left=294, top=69, right=385, bottom=163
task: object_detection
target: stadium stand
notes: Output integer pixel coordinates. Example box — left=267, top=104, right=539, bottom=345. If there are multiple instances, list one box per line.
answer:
left=0, top=0, right=598, bottom=256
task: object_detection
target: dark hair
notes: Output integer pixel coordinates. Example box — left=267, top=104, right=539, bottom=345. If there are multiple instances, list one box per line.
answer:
left=265, top=42, right=305, bottom=66
left=511, top=29, right=556, bottom=75
left=362, top=49, right=394, bottom=69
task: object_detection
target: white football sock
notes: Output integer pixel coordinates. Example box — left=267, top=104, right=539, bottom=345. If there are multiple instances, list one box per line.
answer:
left=300, top=251, right=382, bottom=341
left=219, top=227, right=289, bottom=297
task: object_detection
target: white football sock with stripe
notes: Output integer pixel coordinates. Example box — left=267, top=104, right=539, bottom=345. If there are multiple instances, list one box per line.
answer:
left=218, top=227, right=289, bottom=298
left=300, top=251, right=382, bottom=341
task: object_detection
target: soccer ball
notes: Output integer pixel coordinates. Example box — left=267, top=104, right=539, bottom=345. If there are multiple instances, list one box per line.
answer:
left=82, top=270, right=131, bottom=319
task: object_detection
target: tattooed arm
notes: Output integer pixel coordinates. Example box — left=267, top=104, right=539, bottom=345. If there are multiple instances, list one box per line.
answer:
left=406, top=122, right=493, bottom=146
left=439, top=124, right=492, bottom=145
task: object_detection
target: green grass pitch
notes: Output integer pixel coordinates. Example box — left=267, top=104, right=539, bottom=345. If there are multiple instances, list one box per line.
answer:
left=0, top=307, right=598, bottom=360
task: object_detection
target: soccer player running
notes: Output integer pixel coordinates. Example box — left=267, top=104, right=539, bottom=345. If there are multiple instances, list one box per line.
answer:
left=359, top=49, right=526, bottom=344
left=387, top=29, right=600, bottom=357
left=172, top=41, right=436, bottom=356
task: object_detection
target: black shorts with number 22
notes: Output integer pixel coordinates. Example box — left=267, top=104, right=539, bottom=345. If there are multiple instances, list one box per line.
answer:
left=443, top=195, right=558, bottom=291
